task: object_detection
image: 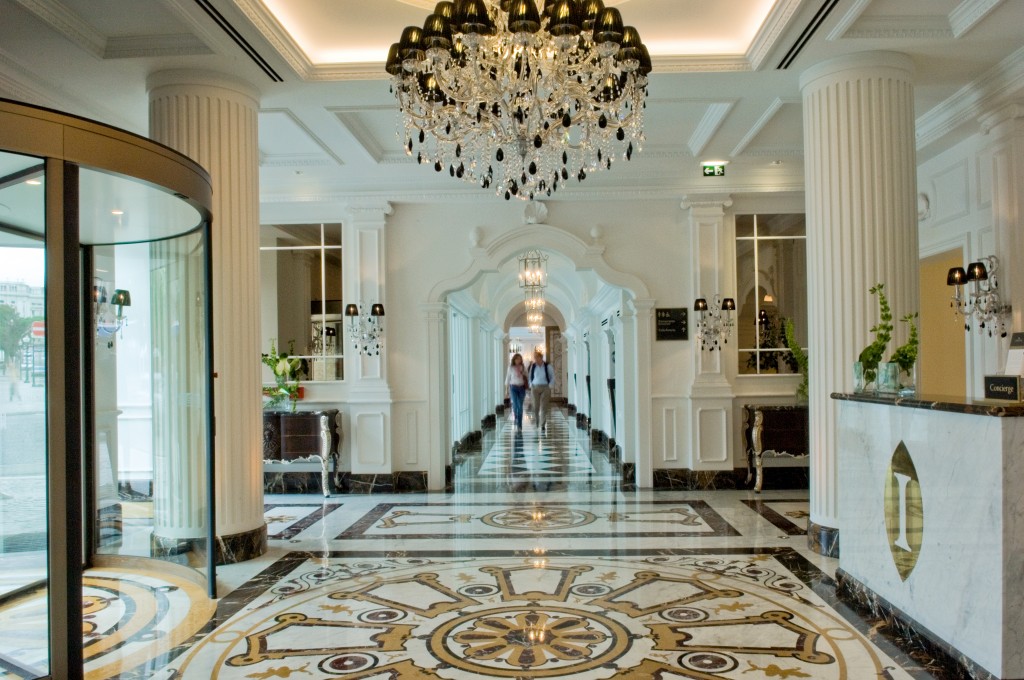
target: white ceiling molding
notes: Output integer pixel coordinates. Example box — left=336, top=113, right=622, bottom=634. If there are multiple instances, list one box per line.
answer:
left=730, top=97, right=801, bottom=157
left=826, top=0, right=872, bottom=42
left=841, top=16, right=953, bottom=40
left=746, top=0, right=806, bottom=70
left=104, top=34, right=213, bottom=59
left=260, top=154, right=337, bottom=168
left=0, top=46, right=133, bottom=130
left=687, top=102, right=735, bottom=157
left=163, top=0, right=240, bottom=57
left=331, top=106, right=398, bottom=164
left=950, top=0, right=1004, bottom=38
left=650, top=55, right=753, bottom=74
left=262, top=108, right=345, bottom=166
left=11, top=0, right=105, bottom=58
left=916, top=44, right=1024, bottom=150
left=230, top=0, right=312, bottom=79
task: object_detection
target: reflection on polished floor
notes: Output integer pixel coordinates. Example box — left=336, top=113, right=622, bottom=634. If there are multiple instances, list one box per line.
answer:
left=0, top=409, right=948, bottom=678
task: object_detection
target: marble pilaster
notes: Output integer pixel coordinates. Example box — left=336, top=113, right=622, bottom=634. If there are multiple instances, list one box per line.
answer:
left=681, top=195, right=735, bottom=472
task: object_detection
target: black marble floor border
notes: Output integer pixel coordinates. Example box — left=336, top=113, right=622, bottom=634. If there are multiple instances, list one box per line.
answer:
left=264, top=503, right=344, bottom=540
left=740, top=498, right=808, bottom=536
left=334, top=500, right=741, bottom=540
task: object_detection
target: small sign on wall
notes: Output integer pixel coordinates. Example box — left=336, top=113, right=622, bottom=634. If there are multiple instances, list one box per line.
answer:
left=656, top=308, right=688, bottom=341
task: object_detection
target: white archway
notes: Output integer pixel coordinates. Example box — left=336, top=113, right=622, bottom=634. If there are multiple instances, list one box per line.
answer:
left=422, top=224, right=655, bottom=491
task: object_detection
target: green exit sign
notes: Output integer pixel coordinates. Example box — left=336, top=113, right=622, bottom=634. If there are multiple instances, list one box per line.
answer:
left=702, top=163, right=727, bottom=177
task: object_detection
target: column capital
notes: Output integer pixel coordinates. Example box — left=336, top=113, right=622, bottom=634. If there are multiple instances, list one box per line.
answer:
left=345, top=201, right=394, bottom=227
left=680, top=194, right=732, bottom=214
left=800, top=51, right=914, bottom=92
left=980, top=101, right=1024, bottom=135
left=420, top=301, right=450, bottom=322
left=629, top=298, right=657, bottom=314
left=147, top=69, right=259, bottom=105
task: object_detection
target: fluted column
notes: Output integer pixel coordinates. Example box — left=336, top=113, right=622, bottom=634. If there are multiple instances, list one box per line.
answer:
left=681, top=195, right=735, bottom=472
left=148, top=70, right=265, bottom=562
left=622, top=297, right=655, bottom=488
left=801, top=52, right=919, bottom=556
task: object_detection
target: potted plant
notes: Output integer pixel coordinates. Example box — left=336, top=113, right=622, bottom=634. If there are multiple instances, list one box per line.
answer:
left=784, top=318, right=809, bottom=401
left=856, top=283, right=894, bottom=391
left=261, top=340, right=305, bottom=411
left=890, top=313, right=919, bottom=395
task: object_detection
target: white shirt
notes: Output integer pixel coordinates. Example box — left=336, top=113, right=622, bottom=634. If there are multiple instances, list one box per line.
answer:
left=529, top=361, right=553, bottom=387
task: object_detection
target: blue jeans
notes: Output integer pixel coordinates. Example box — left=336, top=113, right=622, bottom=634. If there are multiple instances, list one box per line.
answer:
left=509, top=385, right=526, bottom=428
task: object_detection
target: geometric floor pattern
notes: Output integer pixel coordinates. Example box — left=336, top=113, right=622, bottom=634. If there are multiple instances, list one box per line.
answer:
left=0, top=408, right=948, bottom=678
left=163, top=552, right=915, bottom=679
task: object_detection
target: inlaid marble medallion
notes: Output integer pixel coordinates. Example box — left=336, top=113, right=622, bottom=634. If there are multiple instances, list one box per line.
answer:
left=161, top=552, right=914, bottom=679
left=336, top=501, right=739, bottom=540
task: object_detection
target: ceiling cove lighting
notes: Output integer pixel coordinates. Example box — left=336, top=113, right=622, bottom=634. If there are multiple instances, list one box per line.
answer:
left=386, top=0, right=651, bottom=200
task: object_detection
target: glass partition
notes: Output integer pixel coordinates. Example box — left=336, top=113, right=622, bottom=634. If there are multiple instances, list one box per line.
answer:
left=0, top=149, right=48, bottom=678
left=83, top=166, right=212, bottom=576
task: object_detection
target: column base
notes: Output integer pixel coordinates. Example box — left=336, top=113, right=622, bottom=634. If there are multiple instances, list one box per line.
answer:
left=807, top=520, right=840, bottom=557
left=215, top=524, right=268, bottom=565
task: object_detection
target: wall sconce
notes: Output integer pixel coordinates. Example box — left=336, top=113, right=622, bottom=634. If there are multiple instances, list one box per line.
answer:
left=693, top=294, right=735, bottom=351
left=947, top=255, right=1010, bottom=337
left=94, top=285, right=131, bottom=340
left=344, top=302, right=385, bottom=356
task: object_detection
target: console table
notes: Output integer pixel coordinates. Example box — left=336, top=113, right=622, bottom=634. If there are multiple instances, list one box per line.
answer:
left=262, top=409, right=341, bottom=497
left=741, top=404, right=809, bottom=493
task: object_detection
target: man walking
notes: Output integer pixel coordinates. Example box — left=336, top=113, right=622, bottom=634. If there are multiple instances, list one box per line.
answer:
left=529, top=349, right=554, bottom=433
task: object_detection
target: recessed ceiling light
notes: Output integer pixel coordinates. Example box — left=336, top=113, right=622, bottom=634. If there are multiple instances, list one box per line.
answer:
left=770, top=160, right=784, bottom=166
left=25, top=179, right=42, bottom=185
left=111, top=209, right=124, bottom=216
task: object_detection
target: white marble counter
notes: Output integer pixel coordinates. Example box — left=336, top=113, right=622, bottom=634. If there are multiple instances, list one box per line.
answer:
left=836, top=396, right=1024, bottom=678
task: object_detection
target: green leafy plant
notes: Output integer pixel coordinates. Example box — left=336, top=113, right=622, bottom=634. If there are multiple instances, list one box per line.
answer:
left=858, top=283, right=893, bottom=384
left=784, top=318, right=809, bottom=400
left=261, top=340, right=305, bottom=410
left=890, top=313, right=919, bottom=376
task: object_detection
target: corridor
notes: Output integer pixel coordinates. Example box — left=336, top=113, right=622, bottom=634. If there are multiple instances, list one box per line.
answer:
left=1, top=409, right=943, bottom=678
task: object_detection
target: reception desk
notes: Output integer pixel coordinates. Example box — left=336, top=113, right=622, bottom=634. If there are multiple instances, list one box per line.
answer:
left=833, top=392, right=1024, bottom=679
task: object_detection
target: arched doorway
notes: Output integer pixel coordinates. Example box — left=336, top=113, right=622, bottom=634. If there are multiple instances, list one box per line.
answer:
left=424, top=224, right=654, bottom=491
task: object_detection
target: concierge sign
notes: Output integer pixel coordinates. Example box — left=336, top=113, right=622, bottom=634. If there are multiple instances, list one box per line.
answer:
left=656, top=308, right=688, bottom=341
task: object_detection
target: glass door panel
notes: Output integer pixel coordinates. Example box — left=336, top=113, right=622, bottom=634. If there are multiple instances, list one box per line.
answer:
left=0, top=150, right=49, bottom=678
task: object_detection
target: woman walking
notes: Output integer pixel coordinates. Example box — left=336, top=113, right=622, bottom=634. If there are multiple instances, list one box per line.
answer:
left=504, top=353, right=528, bottom=430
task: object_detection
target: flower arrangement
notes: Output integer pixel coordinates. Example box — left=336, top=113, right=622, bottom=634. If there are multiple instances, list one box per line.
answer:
left=261, top=340, right=305, bottom=411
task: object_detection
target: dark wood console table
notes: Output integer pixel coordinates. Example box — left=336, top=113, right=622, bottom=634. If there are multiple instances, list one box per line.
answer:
left=741, top=404, right=809, bottom=493
left=262, top=409, right=341, bottom=497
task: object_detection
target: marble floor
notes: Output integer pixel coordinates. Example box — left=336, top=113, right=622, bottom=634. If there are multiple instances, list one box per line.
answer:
left=0, top=409, right=949, bottom=679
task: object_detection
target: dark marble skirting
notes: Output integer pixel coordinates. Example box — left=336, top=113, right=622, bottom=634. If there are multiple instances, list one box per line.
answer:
left=836, top=568, right=996, bottom=680
left=567, top=403, right=577, bottom=416
left=807, top=520, right=839, bottom=558
left=620, top=462, right=636, bottom=491
left=652, top=468, right=742, bottom=490
left=591, top=429, right=611, bottom=449
left=335, top=471, right=432, bottom=494
left=481, top=414, right=496, bottom=430
left=575, top=412, right=590, bottom=430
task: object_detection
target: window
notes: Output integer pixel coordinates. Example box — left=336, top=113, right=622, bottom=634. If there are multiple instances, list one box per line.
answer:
left=736, top=214, right=807, bottom=375
left=260, top=223, right=344, bottom=381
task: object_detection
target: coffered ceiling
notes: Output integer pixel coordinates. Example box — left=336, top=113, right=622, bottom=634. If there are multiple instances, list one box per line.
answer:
left=0, top=0, right=1022, bottom=206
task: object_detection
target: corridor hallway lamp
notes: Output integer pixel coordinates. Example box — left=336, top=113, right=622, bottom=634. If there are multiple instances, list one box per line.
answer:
left=947, top=255, right=1010, bottom=337
left=518, top=249, right=548, bottom=289
left=345, top=302, right=386, bottom=356
left=386, top=0, right=651, bottom=201
left=693, top=295, right=735, bottom=351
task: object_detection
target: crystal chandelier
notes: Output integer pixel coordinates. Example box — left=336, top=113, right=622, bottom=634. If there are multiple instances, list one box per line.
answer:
left=386, top=0, right=651, bottom=201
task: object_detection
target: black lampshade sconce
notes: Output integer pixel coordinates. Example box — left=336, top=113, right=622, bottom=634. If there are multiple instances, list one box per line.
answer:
left=345, top=302, right=385, bottom=356
left=693, top=294, right=735, bottom=351
left=946, top=255, right=1009, bottom=337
